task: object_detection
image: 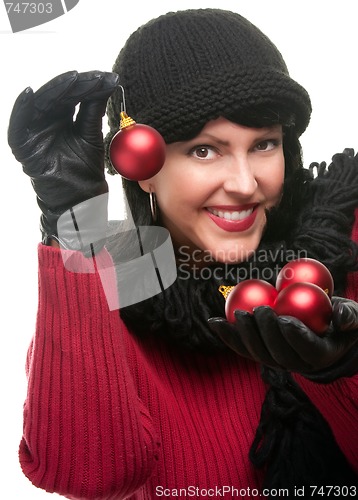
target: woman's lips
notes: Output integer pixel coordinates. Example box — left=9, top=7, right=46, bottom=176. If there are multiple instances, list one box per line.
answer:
left=206, top=204, right=259, bottom=232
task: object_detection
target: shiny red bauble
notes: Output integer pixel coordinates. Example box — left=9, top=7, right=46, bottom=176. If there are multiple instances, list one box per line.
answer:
left=276, top=258, right=334, bottom=297
left=109, top=123, right=166, bottom=181
left=274, top=282, right=332, bottom=335
left=225, top=279, right=278, bottom=323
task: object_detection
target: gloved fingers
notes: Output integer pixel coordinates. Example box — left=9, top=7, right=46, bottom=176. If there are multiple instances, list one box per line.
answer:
left=75, top=72, right=120, bottom=144
left=8, top=72, right=79, bottom=153
left=276, top=316, right=358, bottom=369
left=207, top=316, right=253, bottom=360
left=274, top=315, right=334, bottom=368
left=31, top=70, right=79, bottom=115
left=232, top=310, right=281, bottom=367
left=10, top=70, right=119, bottom=149
left=8, top=87, right=34, bottom=150
left=208, top=312, right=282, bottom=368
left=209, top=301, right=358, bottom=377
left=332, top=297, right=358, bottom=331
left=253, top=307, right=313, bottom=371
left=302, top=343, right=358, bottom=383
left=342, top=148, right=355, bottom=157
left=33, top=71, right=116, bottom=120
left=256, top=306, right=358, bottom=373
left=78, top=71, right=120, bottom=102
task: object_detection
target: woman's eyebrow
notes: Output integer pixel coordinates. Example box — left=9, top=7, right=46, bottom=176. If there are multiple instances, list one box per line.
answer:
left=190, top=126, right=282, bottom=145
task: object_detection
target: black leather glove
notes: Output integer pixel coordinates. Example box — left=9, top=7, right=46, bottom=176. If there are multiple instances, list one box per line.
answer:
left=208, top=296, right=358, bottom=382
left=8, top=70, right=119, bottom=250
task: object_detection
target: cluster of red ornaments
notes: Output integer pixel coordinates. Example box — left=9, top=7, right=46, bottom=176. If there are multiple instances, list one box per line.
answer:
left=225, top=258, right=334, bottom=335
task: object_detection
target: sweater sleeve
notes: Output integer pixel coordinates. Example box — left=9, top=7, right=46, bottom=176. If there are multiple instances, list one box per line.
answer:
left=294, top=208, right=358, bottom=472
left=19, top=244, right=160, bottom=499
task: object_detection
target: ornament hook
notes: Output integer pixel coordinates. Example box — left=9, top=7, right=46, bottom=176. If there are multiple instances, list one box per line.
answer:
left=117, top=85, right=136, bottom=129
left=118, top=85, right=127, bottom=114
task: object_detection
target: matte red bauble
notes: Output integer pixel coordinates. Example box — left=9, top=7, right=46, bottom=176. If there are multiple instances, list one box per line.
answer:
left=274, top=282, right=332, bottom=335
left=109, top=112, right=166, bottom=181
left=276, top=258, right=334, bottom=297
left=225, top=279, right=278, bottom=323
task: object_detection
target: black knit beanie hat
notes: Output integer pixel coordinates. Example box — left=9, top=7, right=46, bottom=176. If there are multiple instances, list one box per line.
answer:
left=106, top=8, right=312, bottom=149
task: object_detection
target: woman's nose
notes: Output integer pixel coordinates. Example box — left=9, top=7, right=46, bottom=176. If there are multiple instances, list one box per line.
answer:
left=222, top=155, right=258, bottom=197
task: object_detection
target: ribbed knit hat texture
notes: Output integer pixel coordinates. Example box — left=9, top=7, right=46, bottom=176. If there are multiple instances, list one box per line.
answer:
left=107, top=9, right=312, bottom=143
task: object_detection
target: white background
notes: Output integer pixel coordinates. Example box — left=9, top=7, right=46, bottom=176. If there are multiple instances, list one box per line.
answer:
left=0, top=1, right=357, bottom=497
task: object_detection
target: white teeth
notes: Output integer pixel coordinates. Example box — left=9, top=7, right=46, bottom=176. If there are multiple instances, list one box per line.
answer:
left=208, top=207, right=254, bottom=221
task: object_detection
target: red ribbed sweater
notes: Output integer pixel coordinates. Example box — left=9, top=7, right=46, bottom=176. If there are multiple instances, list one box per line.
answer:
left=20, top=215, right=358, bottom=499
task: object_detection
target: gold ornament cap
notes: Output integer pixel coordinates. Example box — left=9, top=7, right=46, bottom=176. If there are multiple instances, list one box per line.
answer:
left=120, top=111, right=136, bottom=130
left=218, top=285, right=235, bottom=300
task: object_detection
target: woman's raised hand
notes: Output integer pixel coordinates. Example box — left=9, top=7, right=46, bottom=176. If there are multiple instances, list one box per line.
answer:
left=8, top=70, right=119, bottom=246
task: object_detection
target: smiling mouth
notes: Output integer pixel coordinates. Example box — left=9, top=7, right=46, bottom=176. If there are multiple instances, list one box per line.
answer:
left=205, top=204, right=259, bottom=232
left=206, top=206, right=255, bottom=221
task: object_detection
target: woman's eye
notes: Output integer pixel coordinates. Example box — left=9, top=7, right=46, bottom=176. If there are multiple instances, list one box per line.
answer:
left=189, top=145, right=217, bottom=160
left=254, top=139, right=280, bottom=152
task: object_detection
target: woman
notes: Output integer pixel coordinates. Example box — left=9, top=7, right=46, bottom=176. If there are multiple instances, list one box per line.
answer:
left=8, top=8, right=358, bottom=499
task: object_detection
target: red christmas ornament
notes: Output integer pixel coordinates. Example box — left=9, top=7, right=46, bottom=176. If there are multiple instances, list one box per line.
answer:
left=274, top=282, right=332, bottom=335
left=276, top=258, right=334, bottom=297
left=224, top=279, right=278, bottom=323
left=109, top=112, right=166, bottom=181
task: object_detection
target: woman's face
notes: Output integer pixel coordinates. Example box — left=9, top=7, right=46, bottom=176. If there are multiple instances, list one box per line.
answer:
left=139, top=117, right=285, bottom=264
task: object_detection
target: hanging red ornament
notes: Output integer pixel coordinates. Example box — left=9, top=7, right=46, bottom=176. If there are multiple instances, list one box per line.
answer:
left=109, top=111, right=166, bottom=181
